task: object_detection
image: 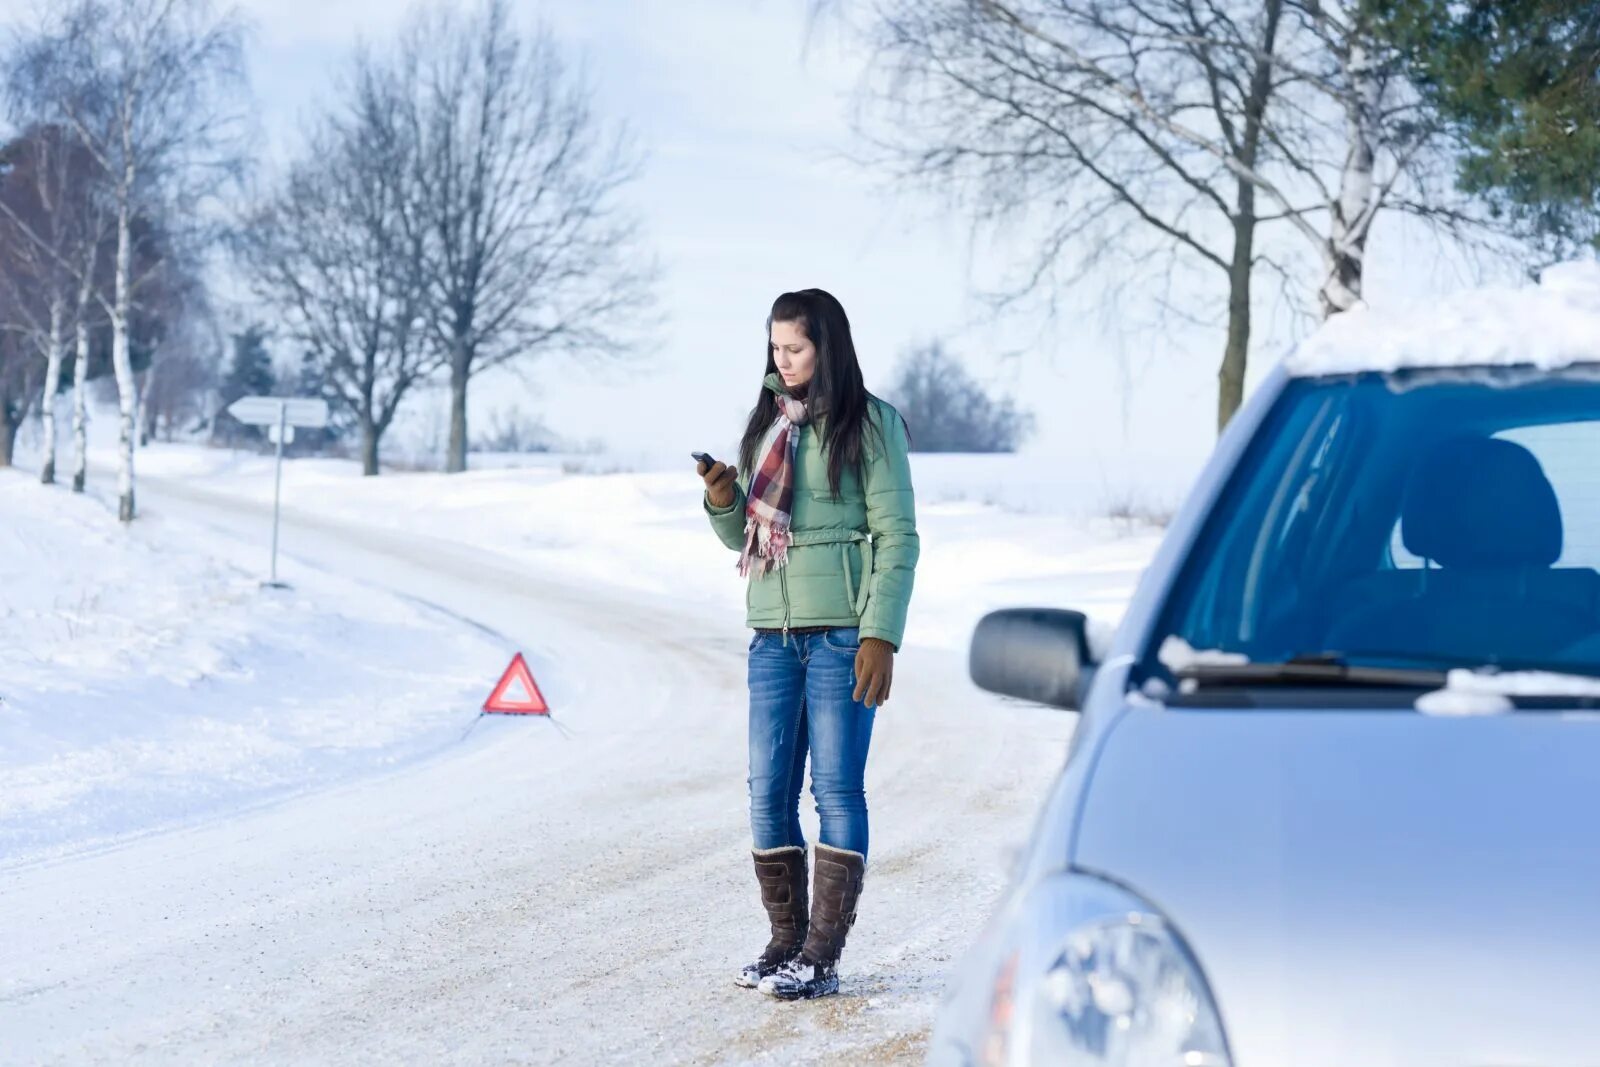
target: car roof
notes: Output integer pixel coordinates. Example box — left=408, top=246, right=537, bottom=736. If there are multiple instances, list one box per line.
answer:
left=1284, top=260, right=1600, bottom=380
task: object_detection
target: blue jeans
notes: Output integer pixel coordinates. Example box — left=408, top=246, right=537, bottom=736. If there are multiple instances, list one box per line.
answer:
left=747, top=626, right=877, bottom=858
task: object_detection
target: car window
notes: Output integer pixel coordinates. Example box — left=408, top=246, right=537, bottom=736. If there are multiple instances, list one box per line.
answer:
left=1388, top=421, right=1600, bottom=570
left=1151, top=369, right=1600, bottom=677
left=1497, top=423, right=1600, bottom=569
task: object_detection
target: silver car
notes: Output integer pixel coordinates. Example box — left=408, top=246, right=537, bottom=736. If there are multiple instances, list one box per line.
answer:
left=928, top=281, right=1600, bottom=1066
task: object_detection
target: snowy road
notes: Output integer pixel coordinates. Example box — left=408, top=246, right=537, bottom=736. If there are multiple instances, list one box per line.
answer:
left=2, top=474, right=1077, bottom=1065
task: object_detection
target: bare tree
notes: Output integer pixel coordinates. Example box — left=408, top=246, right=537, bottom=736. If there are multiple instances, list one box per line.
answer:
left=830, top=0, right=1298, bottom=429
left=137, top=337, right=215, bottom=442
left=0, top=120, right=199, bottom=488
left=0, top=129, right=66, bottom=472
left=12, top=0, right=246, bottom=520
left=1154, top=0, right=1489, bottom=314
left=236, top=56, right=440, bottom=477
left=393, top=0, right=654, bottom=473
left=0, top=130, right=57, bottom=473
left=67, top=282, right=99, bottom=489
left=0, top=300, right=45, bottom=465
left=827, top=0, right=1516, bottom=429
left=135, top=255, right=218, bottom=444
left=0, top=124, right=115, bottom=482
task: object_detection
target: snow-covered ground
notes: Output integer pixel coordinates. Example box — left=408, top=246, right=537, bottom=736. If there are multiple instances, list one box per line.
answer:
left=122, top=441, right=1163, bottom=653
left=1, top=425, right=1165, bottom=1065
left=0, top=467, right=511, bottom=866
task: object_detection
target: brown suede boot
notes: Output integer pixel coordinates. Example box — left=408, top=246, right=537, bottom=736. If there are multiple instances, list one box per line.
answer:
left=758, top=842, right=866, bottom=999
left=736, top=845, right=810, bottom=988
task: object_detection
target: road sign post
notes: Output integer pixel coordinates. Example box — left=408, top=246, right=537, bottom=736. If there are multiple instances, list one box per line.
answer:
left=226, top=396, right=330, bottom=588
left=270, top=403, right=286, bottom=585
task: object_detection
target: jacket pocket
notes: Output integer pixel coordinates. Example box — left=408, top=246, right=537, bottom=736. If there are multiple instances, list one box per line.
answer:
left=841, top=536, right=872, bottom=618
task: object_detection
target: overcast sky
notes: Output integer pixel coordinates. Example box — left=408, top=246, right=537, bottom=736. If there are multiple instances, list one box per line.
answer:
left=210, top=2, right=1520, bottom=496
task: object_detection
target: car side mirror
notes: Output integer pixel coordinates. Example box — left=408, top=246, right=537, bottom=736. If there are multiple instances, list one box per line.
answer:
left=968, top=608, right=1093, bottom=711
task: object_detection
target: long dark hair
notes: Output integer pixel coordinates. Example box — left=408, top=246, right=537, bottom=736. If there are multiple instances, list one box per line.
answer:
left=739, top=289, right=879, bottom=499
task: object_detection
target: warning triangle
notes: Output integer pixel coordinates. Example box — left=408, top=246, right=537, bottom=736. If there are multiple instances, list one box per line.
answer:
left=483, top=652, right=550, bottom=715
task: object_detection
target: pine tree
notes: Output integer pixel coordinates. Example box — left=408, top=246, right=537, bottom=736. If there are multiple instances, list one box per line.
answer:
left=1373, top=0, right=1600, bottom=253
left=218, top=325, right=275, bottom=444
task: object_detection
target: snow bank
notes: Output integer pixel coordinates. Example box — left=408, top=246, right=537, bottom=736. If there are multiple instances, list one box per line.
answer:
left=122, top=443, right=1165, bottom=655
left=1287, top=259, right=1600, bottom=377
left=0, top=470, right=510, bottom=865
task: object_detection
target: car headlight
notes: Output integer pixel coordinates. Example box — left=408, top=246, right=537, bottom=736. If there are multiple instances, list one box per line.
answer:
left=979, top=872, right=1231, bottom=1067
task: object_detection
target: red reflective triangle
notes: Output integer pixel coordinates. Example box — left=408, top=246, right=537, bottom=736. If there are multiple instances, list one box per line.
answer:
left=483, top=652, right=550, bottom=715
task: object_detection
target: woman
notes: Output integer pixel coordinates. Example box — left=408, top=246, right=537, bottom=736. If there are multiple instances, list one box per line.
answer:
left=697, top=288, right=919, bottom=1001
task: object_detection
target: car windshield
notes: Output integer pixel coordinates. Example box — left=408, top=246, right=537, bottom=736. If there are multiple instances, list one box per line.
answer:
left=1148, top=366, right=1600, bottom=682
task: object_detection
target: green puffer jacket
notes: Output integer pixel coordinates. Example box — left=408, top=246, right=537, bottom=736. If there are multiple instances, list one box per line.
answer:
left=704, top=372, right=919, bottom=650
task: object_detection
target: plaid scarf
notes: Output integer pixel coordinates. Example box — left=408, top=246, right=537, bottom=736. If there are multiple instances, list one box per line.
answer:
left=737, top=392, right=813, bottom=577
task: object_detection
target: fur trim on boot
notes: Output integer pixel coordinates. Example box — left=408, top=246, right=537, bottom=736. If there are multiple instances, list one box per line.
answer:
left=759, top=842, right=865, bottom=1000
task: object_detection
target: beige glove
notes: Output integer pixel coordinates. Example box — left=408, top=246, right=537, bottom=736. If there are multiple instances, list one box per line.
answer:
left=698, top=458, right=738, bottom=508
left=852, top=637, right=895, bottom=707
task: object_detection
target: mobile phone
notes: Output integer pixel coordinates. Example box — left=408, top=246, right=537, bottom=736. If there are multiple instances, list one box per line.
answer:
left=691, top=451, right=717, bottom=468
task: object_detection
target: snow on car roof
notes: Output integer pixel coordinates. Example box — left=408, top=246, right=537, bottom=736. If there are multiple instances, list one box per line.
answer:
left=1285, top=259, right=1600, bottom=377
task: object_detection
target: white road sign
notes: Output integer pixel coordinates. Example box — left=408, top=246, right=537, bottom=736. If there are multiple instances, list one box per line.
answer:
left=225, top=395, right=330, bottom=587
left=227, top=396, right=329, bottom=428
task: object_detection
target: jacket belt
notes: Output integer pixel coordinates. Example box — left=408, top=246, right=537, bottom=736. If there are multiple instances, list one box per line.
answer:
left=782, top=528, right=874, bottom=619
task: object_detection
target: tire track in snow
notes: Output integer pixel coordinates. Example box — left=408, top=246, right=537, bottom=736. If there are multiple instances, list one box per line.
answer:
left=3, top=474, right=1075, bottom=1066
left=151, top=474, right=1077, bottom=1064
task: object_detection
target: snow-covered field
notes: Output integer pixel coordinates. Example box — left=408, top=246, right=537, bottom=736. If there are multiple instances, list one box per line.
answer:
left=0, top=467, right=511, bottom=865
left=1, top=426, right=1166, bottom=1065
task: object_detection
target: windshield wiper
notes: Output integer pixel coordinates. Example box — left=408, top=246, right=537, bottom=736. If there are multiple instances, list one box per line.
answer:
left=1328, top=647, right=1600, bottom=683
left=1178, top=653, right=1449, bottom=690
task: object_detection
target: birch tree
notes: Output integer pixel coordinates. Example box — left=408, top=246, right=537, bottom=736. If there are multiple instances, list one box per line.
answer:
left=0, top=124, right=114, bottom=483
left=13, top=0, right=245, bottom=520
left=1267, top=0, right=1492, bottom=316
left=0, top=134, right=70, bottom=467
left=0, top=128, right=69, bottom=472
left=62, top=224, right=110, bottom=492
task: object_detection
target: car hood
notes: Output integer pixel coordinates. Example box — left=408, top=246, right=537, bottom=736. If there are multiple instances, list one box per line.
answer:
left=1072, top=702, right=1600, bottom=1067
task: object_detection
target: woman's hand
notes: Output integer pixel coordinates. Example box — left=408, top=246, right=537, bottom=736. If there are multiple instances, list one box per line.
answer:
left=698, top=458, right=738, bottom=508
left=852, top=638, right=895, bottom=707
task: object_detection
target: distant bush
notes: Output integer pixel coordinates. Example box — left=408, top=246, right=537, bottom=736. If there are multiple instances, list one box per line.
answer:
left=1101, top=486, right=1177, bottom=534
left=471, top=405, right=558, bottom=453
left=886, top=342, right=1034, bottom=453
